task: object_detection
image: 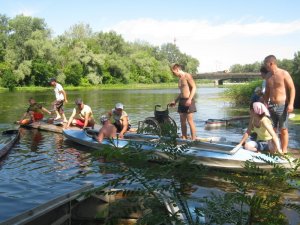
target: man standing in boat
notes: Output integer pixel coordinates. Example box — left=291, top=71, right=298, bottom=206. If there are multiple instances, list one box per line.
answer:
left=169, top=63, right=197, bottom=140
left=49, top=78, right=68, bottom=123
left=263, top=55, right=296, bottom=154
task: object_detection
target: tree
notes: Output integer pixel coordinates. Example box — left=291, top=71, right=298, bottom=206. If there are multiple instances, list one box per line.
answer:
left=64, top=61, right=83, bottom=86
left=0, top=14, right=9, bottom=61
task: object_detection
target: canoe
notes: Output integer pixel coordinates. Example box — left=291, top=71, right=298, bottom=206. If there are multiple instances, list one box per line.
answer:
left=205, top=115, right=250, bottom=129
left=63, top=129, right=154, bottom=151
left=63, top=129, right=293, bottom=171
left=0, top=129, right=20, bottom=159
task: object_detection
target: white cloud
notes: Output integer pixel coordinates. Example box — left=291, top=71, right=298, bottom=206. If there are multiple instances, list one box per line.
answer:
left=106, top=18, right=300, bottom=72
left=14, top=8, right=38, bottom=17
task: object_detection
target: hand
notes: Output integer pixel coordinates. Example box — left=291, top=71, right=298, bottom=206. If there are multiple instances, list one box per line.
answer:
left=119, top=133, right=124, bottom=139
left=287, top=104, right=294, bottom=113
left=185, top=99, right=192, bottom=106
left=169, top=101, right=176, bottom=107
left=64, top=99, right=68, bottom=103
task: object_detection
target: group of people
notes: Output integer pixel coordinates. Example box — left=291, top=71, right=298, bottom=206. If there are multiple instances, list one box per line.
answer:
left=237, top=55, right=296, bottom=155
left=17, top=78, right=131, bottom=143
left=16, top=55, right=295, bottom=153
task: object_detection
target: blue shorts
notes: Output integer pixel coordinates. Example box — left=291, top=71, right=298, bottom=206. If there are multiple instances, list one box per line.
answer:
left=268, top=103, right=288, bottom=129
left=246, top=140, right=269, bottom=151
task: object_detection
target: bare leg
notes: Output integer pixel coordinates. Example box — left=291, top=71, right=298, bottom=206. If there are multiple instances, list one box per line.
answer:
left=280, top=128, right=288, bottom=154
left=244, top=142, right=258, bottom=152
left=61, top=113, right=68, bottom=123
left=187, top=113, right=196, bottom=140
left=54, top=111, right=61, bottom=120
left=179, top=113, right=188, bottom=139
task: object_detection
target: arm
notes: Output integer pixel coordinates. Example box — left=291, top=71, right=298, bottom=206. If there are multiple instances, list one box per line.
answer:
left=119, top=116, right=128, bottom=138
left=59, top=90, right=68, bottom=103
left=186, top=74, right=196, bottom=101
left=186, top=74, right=196, bottom=106
left=82, top=112, right=91, bottom=129
left=170, top=94, right=181, bottom=107
left=41, top=107, right=51, bottom=115
left=262, top=119, right=282, bottom=154
left=284, top=72, right=296, bottom=113
left=237, top=118, right=254, bottom=147
left=263, top=79, right=270, bottom=105
left=66, top=109, right=76, bottom=128
left=97, top=129, right=104, bottom=143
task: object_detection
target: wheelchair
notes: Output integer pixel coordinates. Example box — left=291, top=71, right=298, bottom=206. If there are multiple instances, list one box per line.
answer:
left=137, top=104, right=178, bottom=136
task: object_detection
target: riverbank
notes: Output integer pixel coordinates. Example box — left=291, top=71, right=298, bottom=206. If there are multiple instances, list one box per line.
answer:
left=0, top=79, right=221, bottom=92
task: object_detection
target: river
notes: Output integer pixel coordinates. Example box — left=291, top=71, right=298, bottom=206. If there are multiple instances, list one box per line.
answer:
left=0, top=86, right=299, bottom=223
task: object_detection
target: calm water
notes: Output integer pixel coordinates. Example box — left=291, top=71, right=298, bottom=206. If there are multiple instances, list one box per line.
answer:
left=0, top=87, right=299, bottom=223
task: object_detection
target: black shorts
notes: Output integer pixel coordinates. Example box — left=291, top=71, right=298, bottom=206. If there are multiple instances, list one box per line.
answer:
left=113, top=121, right=131, bottom=133
left=178, top=98, right=197, bottom=113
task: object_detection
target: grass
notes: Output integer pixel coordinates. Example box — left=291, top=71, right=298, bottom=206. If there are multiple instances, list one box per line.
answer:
left=290, top=109, right=300, bottom=125
left=0, top=80, right=219, bottom=92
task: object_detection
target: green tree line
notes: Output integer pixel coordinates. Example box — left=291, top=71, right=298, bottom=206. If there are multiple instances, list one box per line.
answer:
left=0, top=14, right=199, bottom=90
left=230, top=55, right=300, bottom=107
left=230, top=56, right=300, bottom=89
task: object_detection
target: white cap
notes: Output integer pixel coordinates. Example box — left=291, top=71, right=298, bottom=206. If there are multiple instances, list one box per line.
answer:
left=254, top=87, right=262, bottom=93
left=100, top=115, right=108, bottom=123
left=115, top=103, right=123, bottom=109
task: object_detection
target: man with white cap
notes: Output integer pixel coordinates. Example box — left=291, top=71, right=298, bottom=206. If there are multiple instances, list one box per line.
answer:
left=108, top=103, right=131, bottom=138
left=97, top=115, right=117, bottom=143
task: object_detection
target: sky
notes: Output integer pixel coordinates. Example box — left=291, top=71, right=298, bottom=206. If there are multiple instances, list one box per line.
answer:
left=1, top=0, right=300, bottom=72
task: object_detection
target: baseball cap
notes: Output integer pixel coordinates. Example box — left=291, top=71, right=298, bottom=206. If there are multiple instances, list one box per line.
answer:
left=254, top=87, right=262, bottom=93
left=115, top=103, right=123, bottom=109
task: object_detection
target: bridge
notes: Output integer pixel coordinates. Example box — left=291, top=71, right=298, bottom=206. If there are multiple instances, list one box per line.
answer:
left=193, top=72, right=260, bottom=85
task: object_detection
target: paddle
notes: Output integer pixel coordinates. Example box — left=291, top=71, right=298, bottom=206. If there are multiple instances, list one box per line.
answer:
left=2, top=129, right=19, bottom=135
left=83, top=127, right=98, bottom=140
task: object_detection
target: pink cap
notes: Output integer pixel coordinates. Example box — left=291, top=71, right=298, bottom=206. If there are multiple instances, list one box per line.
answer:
left=253, top=102, right=270, bottom=117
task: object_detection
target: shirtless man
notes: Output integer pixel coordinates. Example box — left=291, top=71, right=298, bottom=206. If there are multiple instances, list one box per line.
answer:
left=169, top=63, right=197, bottom=140
left=263, top=55, right=296, bottom=154
left=97, top=115, right=117, bottom=143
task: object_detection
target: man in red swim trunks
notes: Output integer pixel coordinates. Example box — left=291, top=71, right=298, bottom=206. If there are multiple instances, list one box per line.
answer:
left=18, top=98, right=51, bottom=124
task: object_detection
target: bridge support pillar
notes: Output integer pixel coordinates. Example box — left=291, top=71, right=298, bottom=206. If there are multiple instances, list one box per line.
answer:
left=214, top=80, right=223, bottom=86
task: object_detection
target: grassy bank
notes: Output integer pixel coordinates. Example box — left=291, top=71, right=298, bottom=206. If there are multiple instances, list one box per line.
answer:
left=290, top=109, right=300, bottom=125
left=0, top=80, right=217, bottom=92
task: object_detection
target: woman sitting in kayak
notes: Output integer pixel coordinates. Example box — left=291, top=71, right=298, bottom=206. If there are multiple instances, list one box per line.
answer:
left=237, top=102, right=283, bottom=154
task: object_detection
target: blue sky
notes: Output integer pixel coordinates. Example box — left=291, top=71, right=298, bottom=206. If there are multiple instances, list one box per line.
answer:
left=1, top=0, right=300, bottom=72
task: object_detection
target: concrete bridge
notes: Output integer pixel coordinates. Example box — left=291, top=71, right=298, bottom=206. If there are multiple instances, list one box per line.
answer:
left=193, top=72, right=260, bottom=85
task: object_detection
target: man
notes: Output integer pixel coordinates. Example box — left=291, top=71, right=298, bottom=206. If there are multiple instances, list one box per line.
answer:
left=97, top=115, right=117, bottom=143
left=18, top=97, right=51, bottom=124
left=65, top=98, right=95, bottom=129
left=169, top=63, right=197, bottom=140
left=49, top=78, right=68, bottom=123
left=108, top=103, right=130, bottom=138
left=260, top=66, right=269, bottom=94
left=263, top=55, right=296, bottom=154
